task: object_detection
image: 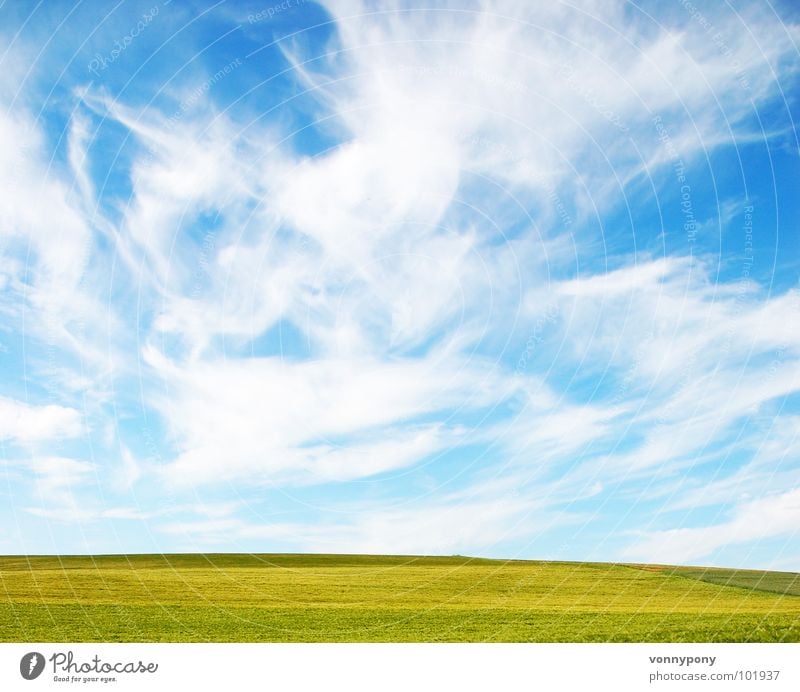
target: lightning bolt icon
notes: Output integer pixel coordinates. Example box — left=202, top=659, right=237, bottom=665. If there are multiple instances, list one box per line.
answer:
left=28, top=654, right=38, bottom=675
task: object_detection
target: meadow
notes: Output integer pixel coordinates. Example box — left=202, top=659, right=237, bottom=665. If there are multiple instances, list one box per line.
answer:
left=1, top=554, right=798, bottom=642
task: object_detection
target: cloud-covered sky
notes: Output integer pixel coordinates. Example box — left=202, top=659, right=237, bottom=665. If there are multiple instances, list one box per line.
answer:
left=1, top=0, right=799, bottom=568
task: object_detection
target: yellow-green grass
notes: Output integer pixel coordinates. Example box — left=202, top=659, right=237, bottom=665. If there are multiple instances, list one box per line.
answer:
left=1, top=554, right=798, bottom=642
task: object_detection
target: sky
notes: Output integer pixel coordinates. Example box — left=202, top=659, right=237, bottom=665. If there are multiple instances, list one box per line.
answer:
left=0, top=0, right=799, bottom=569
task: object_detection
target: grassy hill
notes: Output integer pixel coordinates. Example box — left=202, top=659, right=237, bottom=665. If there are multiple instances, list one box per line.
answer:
left=1, top=554, right=798, bottom=642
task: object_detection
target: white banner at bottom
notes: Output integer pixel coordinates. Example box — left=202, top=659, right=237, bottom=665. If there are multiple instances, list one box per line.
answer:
left=0, top=643, right=797, bottom=691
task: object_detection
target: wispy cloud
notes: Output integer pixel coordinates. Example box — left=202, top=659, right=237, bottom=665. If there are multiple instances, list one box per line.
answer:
left=625, top=487, right=800, bottom=564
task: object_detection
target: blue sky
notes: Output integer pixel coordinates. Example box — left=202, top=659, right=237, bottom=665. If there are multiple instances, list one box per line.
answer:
left=1, top=0, right=799, bottom=569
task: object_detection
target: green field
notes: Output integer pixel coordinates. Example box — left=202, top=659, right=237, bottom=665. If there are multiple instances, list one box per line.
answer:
left=1, top=554, right=798, bottom=642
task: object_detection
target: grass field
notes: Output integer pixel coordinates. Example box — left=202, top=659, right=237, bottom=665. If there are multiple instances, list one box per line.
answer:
left=1, top=554, right=798, bottom=642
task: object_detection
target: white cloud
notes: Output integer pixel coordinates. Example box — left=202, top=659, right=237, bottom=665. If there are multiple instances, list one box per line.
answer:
left=158, top=493, right=569, bottom=556
left=0, top=397, right=83, bottom=442
left=24, top=499, right=242, bottom=524
left=539, top=258, right=800, bottom=490
left=625, top=487, right=800, bottom=564
left=23, top=455, right=94, bottom=498
left=0, top=109, right=93, bottom=334
left=147, top=347, right=515, bottom=486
